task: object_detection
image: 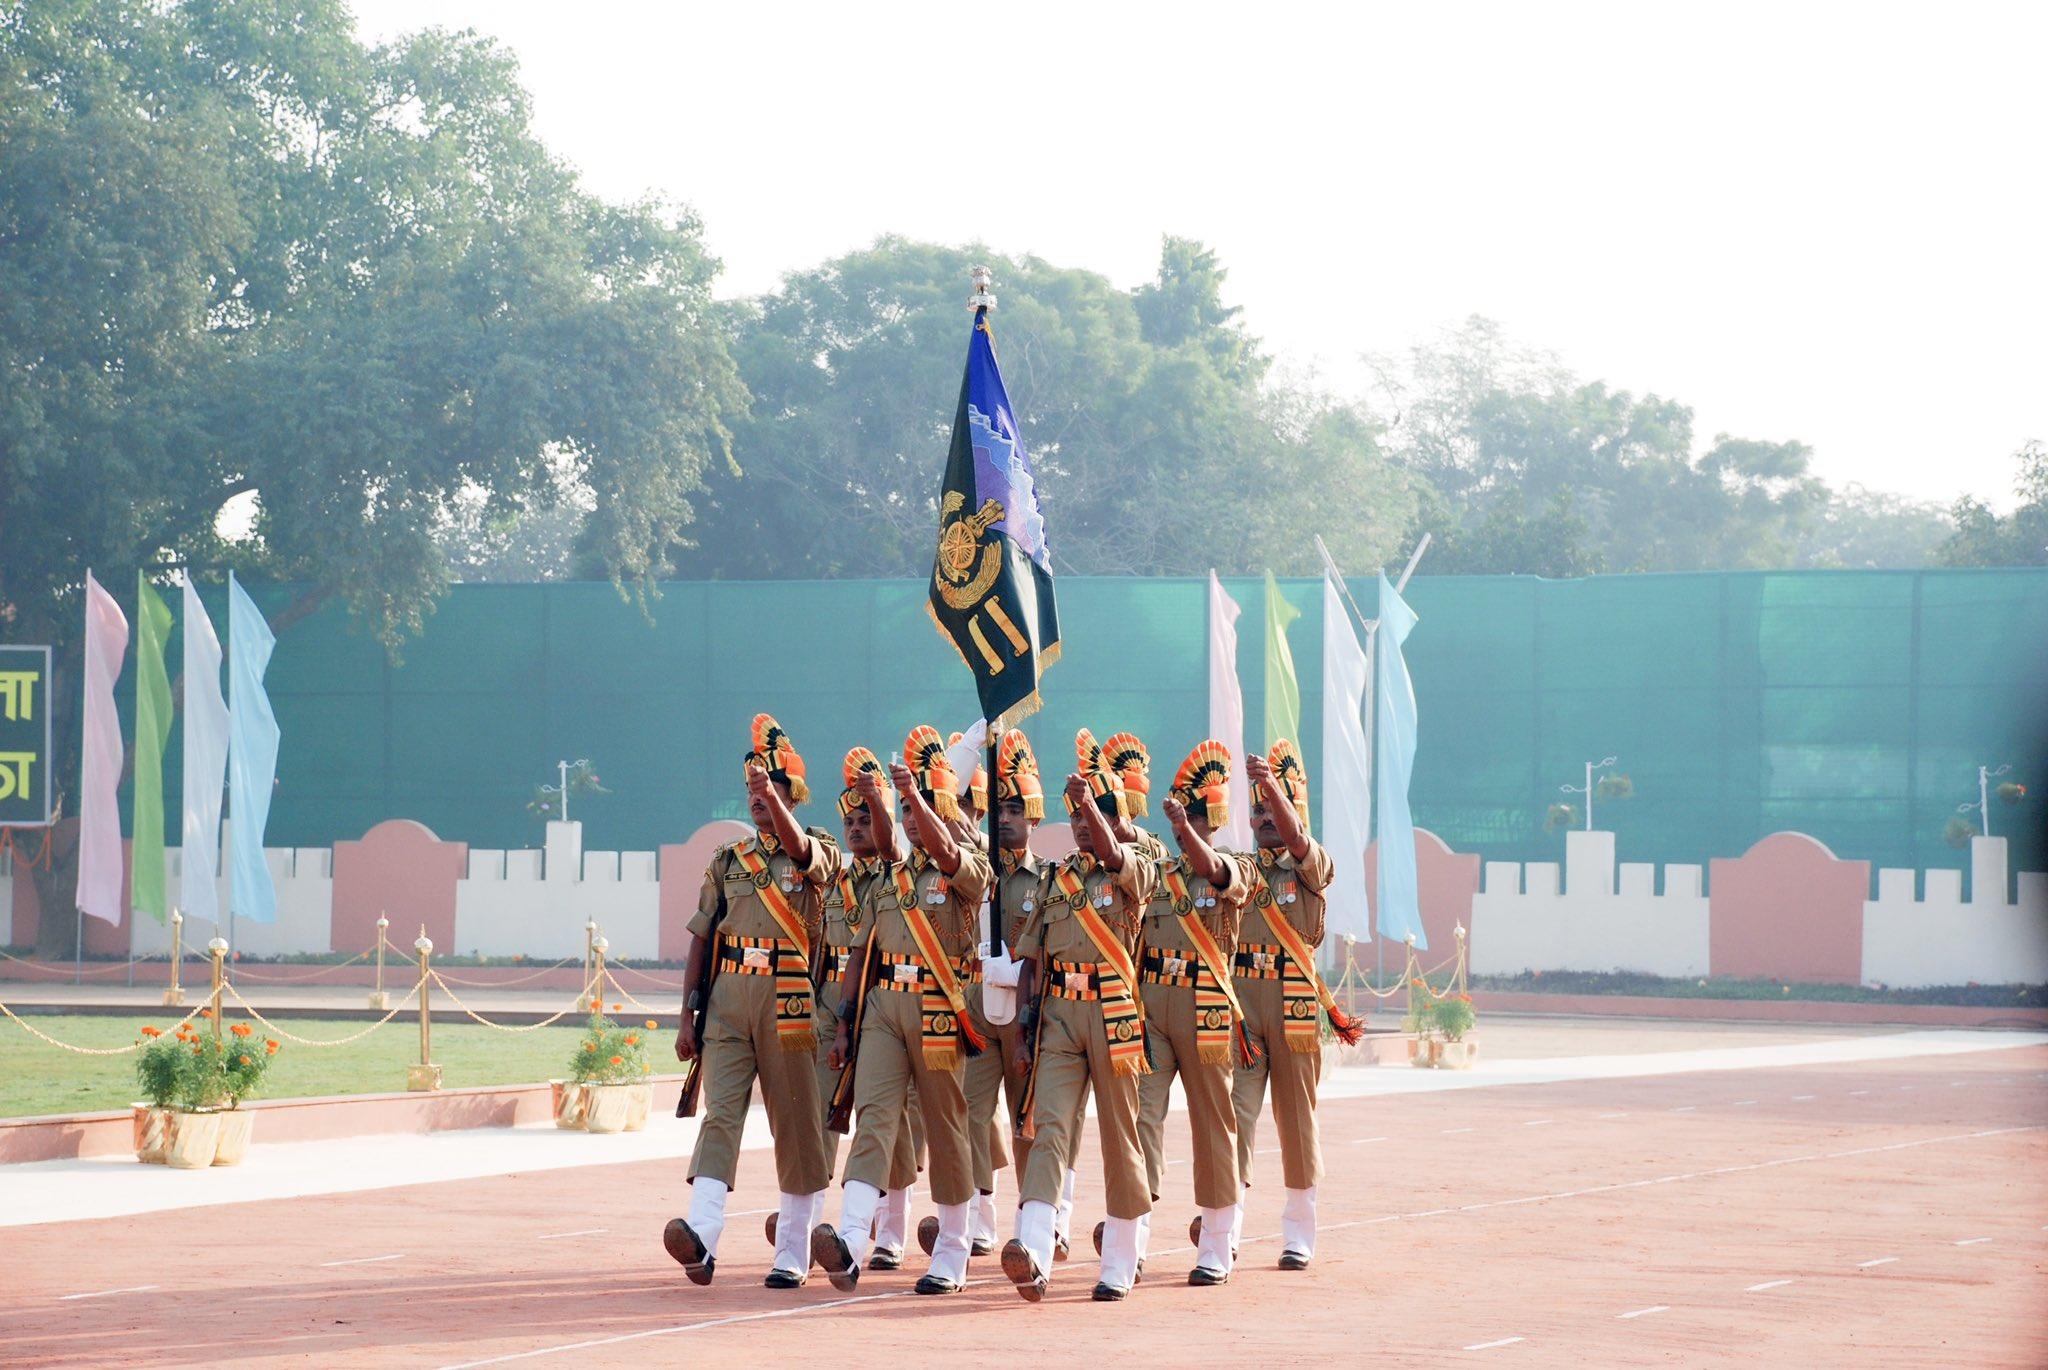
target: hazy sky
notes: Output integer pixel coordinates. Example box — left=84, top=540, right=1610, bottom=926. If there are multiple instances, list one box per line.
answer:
left=350, top=0, right=2045, bottom=508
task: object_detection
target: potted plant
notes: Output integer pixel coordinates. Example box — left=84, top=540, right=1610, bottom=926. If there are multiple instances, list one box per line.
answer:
left=166, top=1020, right=231, bottom=1168
left=1428, top=994, right=1479, bottom=1069
left=568, top=1012, right=651, bottom=1133
left=213, top=1023, right=280, bottom=1165
left=132, top=1026, right=181, bottom=1163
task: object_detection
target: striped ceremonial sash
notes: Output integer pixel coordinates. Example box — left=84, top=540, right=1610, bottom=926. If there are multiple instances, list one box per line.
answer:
left=1053, top=865, right=1148, bottom=1077
left=1160, top=865, right=1259, bottom=1068
left=1251, top=884, right=1361, bottom=1052
left=731, top=842, right=816, bottom=1052
left=893, top=865, right=987, bottom=1071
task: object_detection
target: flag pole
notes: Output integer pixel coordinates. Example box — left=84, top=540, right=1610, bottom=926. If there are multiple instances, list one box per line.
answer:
left=969, top=264, right=1003, bottom=954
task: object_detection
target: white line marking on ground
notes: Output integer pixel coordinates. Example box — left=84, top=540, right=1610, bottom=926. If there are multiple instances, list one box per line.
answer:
left=1849, top=1089, right=1870, bottom=1096
left=1524, top=1119, right=1554, bottom=1126
left=1732, top=1100, right=1758, bottom=1107
left=537, top=1229, right=608, bottom=1240
left=1617, top=1305, right=1668, bottom=1320
left=1897, top=1085, right=1915, bottom=1091
left=1597, top=1111, right=1628, bottom=1118
left=1464, top=1337, right=1525, bottom=1351
left=1791, top=1094, right=1817, bottom=1101
left=1671, top=1105, right=1696, bottom=1113
left=1350, top=1136, right=1388, bottom=1144
left=1441, top=1126, right=1476, bottom=1134
left=1857, top=1257, right=1898, bottom=1268
left=1954, top=1237, right=1993, bottom=1246
left=58, top=1285, right=159, bottom=1301
left=319, top=1254, right=406, bottom=1267
left=1746, top=1279, right=1793, bottom=1292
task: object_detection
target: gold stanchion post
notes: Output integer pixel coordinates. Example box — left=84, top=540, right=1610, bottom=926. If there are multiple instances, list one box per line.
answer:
left=591, top=934, right=608, bottom=1015
left=163, top=909, right=186, bottom=1007
left=1455, top=923, right=1469, bottom=997
left=207, top=936, right=228, bottom=1042
left=1402, top=934, right=1418, bottom=1026
left=406, top=927, right=441, bottom=1091
left=369, top=914, right=390, bottom=1010
left=580, top=919, right=599, bottom=1012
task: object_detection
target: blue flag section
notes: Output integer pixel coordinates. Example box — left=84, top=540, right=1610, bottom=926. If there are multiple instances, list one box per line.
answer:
left=927, top=312, right=1060, bottom=732
left=228, top=573, right=281, bottom=924
left=1374, top=572, right=1425, bottom=949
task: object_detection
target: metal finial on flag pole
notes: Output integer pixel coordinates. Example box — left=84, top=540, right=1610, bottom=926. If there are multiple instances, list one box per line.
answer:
left=969, top=265, right=995, bottom=313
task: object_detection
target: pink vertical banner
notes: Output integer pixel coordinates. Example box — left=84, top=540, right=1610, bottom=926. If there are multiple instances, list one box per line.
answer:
left=76, top=570, right=130, bottom=924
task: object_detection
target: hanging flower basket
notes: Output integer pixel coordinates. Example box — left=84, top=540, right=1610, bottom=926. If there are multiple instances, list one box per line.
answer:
left=1544, top=803, right=1578, bottom=832
left=1595, top=773, right=1634, bottom=800
left=1997, top=781, right=2026, bottom=804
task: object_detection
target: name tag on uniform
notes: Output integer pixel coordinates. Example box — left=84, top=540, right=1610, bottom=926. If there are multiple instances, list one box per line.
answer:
left=893, top=962, right=922, bottom=985
left=742, top=947, right=772, bottom=971
left=1162, top=955, right=1188, bottom=977
left=1064, top=970, right=1092, bottom=994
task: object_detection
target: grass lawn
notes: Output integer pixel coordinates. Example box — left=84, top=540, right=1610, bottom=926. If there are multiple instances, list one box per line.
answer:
left=0, top=1014, right=669, bottom=1120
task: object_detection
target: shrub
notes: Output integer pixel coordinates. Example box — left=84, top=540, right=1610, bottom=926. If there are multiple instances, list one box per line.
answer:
left=570, top=1013, right=649, bottom=1085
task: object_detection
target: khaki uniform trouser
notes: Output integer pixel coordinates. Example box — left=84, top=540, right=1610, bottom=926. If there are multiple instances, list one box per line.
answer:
left=1230, top=973, right=1324, bottom=1191
left=843, top=984, right=970, bottom=1205
left=964, top=983, right=1024, bottom=1193
left=1137, top=981, right=1241, bottom=1210
left=816, top=982, right=921, bottom=1189
left=1020, top=993, right=1149, bottom=1219
left=690, top=970, right=828, bottom=1194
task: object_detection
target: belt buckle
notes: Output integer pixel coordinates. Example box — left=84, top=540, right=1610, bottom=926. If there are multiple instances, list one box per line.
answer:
left=1253, top=951, right=1276, bottom=972
left=1162, top=955, right=1188, bottom=978
left=741, top=946, right=772, bottom=971
left=1063, top=970, right=1091, bottom=995
left=892, top=962, right=922, bottom=986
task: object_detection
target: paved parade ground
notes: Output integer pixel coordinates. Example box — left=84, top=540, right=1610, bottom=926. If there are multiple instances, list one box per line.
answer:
left=2, top=1017, right=2044, bottom=1368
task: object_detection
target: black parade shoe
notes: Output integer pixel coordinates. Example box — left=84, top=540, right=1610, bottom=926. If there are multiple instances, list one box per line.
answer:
left=763, top=1267, right=805, bottom=1289
left=867, top=1246, right=903, bottom=1271
left=1091, top=1280, right=1128, bottom=1302
left=810, top=1224, right=861, bottom=1292
left=1188, top=1215, right=1202, bottom=1246
left=662, top=1218, right=715, bottom=1286
left=1001, top=1238, right=1047, bottom=1303
left=917, top=1215, right=939, bottom=1255
left=1091, top=1220, right=1105, bottom=1255
left=913, top=1274, right=962, bottom=1295
left=1278, top=1249, right=1311, bottom=1271
left=1188, top=1266, right=1228, bottom=1287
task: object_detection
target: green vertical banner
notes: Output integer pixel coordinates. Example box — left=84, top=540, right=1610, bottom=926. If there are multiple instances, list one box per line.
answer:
left=1263, top=570, right=1301, bottom=748
left=131, top=572, right=174, bottom=922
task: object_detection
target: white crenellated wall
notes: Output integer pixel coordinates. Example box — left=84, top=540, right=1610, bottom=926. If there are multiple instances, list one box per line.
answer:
left=1862, top=837, right=2048, bottom=988
left=451, top=822, right=661, bottom=961
left=1470, top=829, right=1711, bottom=978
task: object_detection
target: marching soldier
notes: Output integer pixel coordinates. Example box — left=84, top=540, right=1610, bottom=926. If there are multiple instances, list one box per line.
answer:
left=1230, top=741, right=1362, bottom=1270
left=950, top=730, right=1042, bottom=1257
left=763, top=748, right=923, bottom=1270
left=1138, top=742, right=1258, bottom=1284
left=813, top=727, right=993, bottom=1295
left=1002, top=731, right=1157, bottom=1303
left=668, top=716, right=840, bottom=1288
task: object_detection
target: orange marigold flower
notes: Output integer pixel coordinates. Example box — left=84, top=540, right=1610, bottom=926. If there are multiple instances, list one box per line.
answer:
left=610, top=1003, right=622, bottom=1012
left=239, top=1054, right=252, bottom=1066
left=623, top=1034, right=639, bottom=1046
left=141, top=1026, right=162, bottom=1037
left=608, top=1055, right=624, bottom=1066
left=199, top=1008, right=213, bottom=1019
left=264, top=1040, right=279, bottom=1054
left=192, top=1045, right=203, bottom=1055
left=645, top=1019, right=658, bottom=1030
left=231, top=1023, right=252, bottom=1037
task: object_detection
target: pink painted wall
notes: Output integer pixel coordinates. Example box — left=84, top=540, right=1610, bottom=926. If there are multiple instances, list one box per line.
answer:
left=656, top=820, right=752, bottom=961
left=331, top=820, right=468, bottom=956
left=7, top=821, right=136, bottom=955
left=1361, top=828, right=1482, bottom=973
left=1709, top=832, right=1869, bottom=984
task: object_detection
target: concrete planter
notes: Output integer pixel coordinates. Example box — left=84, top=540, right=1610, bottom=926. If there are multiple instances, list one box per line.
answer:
left=132, top=1104, right=171, bottom=1164
left=165, top=1110, right=222, bottom=1169
left=211, top=1108, right=255, bottom=1165
left=583, top=1083, right=634, bottom=1134
left=1410, top=1037, right=1479, bottom=1069
left=624, top=1082, right=652, bottom=1132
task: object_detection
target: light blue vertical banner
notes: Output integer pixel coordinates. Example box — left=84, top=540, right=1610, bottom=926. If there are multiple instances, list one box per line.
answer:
left=1373, top=572, right=1424, bottom=949
left=227, top=573, right=280, bottom=923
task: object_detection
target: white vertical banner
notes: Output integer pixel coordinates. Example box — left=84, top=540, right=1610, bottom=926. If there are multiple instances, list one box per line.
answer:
left=1319, top=575, right=1372, bottom=942
left=1206, top=572, right=1252, bottom=850
left=76, top=570, right=130, bottom=924
left=180, top=572, right=230, bottom=924
left=1374, top=572, right=1425, bottom=949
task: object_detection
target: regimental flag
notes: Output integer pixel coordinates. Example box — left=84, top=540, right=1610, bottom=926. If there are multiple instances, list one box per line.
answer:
left=927, top=305, right=1059, bottom=733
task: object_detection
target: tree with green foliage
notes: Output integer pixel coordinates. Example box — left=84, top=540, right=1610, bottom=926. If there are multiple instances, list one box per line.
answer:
left=1937, top=441, right=2048, bottom=567
left=665, top=235, right=1414, bottom=581
left=0, top=1, right=742, bottom=952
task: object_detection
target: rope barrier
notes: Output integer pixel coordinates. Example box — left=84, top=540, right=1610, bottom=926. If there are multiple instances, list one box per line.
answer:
left=221, top=977, right=422, bottom=1047
left=0, top=998, right=208, bottom=1055
left=0, top=948, right=169, bottom=978
left=426, top=971, right=582, bottom=1033
left=607, top=960, right=686, bottom=991
left=229, top=949, right=375, bottom=983
left=599, top=970, right=664, bottom=1015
